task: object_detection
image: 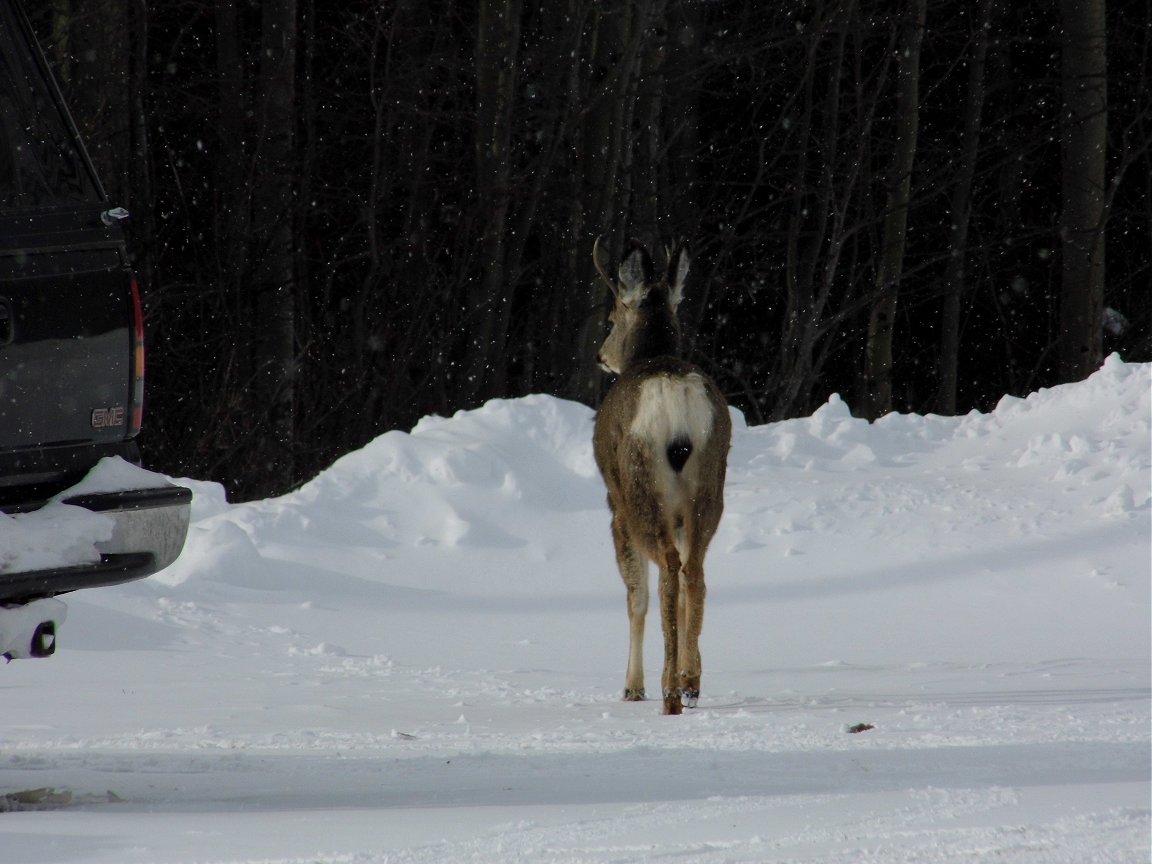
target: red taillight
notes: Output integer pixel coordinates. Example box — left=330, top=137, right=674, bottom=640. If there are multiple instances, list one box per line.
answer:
left=129, top=276, right=145, bottom=436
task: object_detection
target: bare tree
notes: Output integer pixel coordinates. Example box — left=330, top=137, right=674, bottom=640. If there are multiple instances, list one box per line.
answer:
left=567, top=2, right=654, bottom=405
left=464, top=0, right=524, bottom=404
left=937, top=0, right=996, bottom=415
left=214, top=0, right=250, bottom=295
left=250, top=0, right=299, bottom=495
left=1057, top=0, right=1107, bottom=382
left=862, top=0, right=926, bottom=420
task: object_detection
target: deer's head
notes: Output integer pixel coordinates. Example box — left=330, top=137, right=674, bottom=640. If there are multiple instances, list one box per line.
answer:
left=593, top=237, right=691, bottom=375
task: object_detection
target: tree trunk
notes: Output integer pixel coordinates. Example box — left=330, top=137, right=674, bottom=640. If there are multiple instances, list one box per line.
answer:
left=631, top=0, right=668, bottom=249
left=464, top=0, right=524, bottom=405
left=251, top=0, right=298, bottom=495
left=665, top=1, right=702, bottom=238
left=215, top=0, right=250, bottom=298
left=1057, top=0, right=1107, bottom=382
left=937, top=0, right=995, bottom=415
left=863, top=0, right=925, bottom=421
left=777, top=19, right=820, bottom=420
left=567, top=1, right=650, bottom=405
left=775, top=3, right=853, bottom=422
left=126, top=1, right=153, bottom=286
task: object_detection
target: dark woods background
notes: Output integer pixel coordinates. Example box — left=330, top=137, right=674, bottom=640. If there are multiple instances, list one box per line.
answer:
left=26, top=0, right=1150, bottom=501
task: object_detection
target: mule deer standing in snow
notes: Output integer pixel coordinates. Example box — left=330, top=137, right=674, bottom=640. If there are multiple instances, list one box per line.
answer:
left=592, top=238, right=731, bottom=715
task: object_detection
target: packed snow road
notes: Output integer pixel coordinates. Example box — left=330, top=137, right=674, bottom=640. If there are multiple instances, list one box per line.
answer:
left=2, top=357, right=1148, bottom=862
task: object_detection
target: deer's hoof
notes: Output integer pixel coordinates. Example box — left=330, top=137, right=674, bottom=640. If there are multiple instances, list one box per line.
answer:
left=662, top=690, right=683, bottom=715
left=681, top=688, right=699, bottom=709
left=623, top=688, right=646, bottom=702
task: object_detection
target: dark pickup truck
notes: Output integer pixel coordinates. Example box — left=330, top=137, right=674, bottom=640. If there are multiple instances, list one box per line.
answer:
left=0, top=0, right=190, bottom=658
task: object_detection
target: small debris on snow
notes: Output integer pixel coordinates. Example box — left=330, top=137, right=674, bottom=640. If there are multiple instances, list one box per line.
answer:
left=0, top=788, right=73, bottom=811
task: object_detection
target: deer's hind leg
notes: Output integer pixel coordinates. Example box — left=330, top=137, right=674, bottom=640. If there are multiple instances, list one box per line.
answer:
left=659, top=544, right=684, bottom=715
left=676, top=521, right=707, bottom=708
left=612, top=518, right=649, bottom=701
left=677, top=555, right=706, bottom=707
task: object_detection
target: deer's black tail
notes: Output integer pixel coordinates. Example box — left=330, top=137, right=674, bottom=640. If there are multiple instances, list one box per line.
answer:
left=666, top=437, right=693, bottom=473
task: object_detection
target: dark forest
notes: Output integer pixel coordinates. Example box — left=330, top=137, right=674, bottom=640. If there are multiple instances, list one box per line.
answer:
left=27, top=0, right=1150, bottom=501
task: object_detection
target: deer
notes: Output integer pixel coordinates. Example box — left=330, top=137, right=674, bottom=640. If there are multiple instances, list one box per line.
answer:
left=591, top=237, right=731, bottom=716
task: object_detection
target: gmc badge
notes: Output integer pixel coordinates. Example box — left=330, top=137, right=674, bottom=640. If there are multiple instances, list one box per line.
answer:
left=91, top=406, right=126, bottom=429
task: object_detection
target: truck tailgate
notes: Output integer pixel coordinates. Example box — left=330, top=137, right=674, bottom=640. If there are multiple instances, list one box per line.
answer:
left=0, top=248, right=133, bottom=451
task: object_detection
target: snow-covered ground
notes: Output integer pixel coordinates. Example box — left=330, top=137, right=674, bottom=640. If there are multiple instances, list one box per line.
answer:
left=2, top=356, right=1149, bottom=863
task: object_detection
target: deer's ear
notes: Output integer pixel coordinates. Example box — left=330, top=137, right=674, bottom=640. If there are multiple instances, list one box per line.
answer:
left=668, top=239, right=691, bottom=308
left=618, top=240, right=654, bottom=305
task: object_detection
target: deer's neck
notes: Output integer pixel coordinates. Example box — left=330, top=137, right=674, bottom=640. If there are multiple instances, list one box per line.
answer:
left=627, top=312, right=680, bottom=369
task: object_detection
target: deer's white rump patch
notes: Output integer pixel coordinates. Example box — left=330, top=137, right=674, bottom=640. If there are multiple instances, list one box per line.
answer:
left=628, top=374, right=715, bottom=450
